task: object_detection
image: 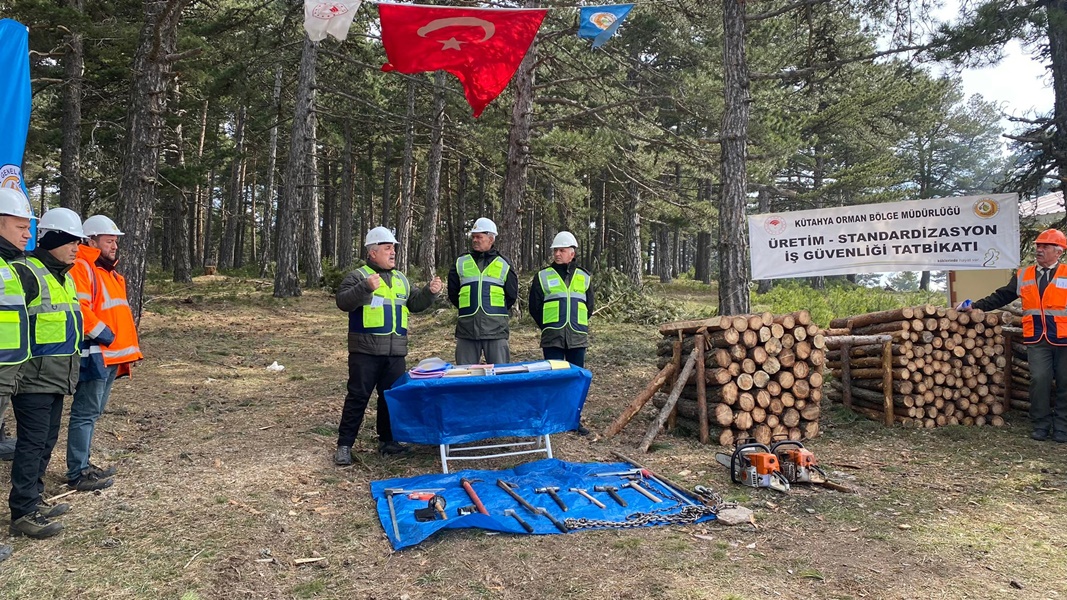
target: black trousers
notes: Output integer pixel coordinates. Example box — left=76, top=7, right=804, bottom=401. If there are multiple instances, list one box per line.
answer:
left=8, top=393, right=64, bottom=521
left=542, top=346, right=587, bottom=369
left=337, top=353, right=406, bottom=447
left=1026, top=342, right=1067, bottom=435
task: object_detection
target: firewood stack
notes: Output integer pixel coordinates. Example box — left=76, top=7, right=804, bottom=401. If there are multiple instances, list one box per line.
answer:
left=824, top=305, right=1013, bottom=427
left=650, top=311, right=827, bottom=446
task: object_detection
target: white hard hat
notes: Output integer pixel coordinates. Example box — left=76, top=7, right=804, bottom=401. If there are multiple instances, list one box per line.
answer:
left=550, top=231, right=579, bottom=249
left=0, top=188, right=37, bottom=220
left=470, top=217, right=497, bottom=236
left=82, top=214, right=124, bottom=237
left=38, top=207, right=86, bottom=238
left=365, top=226, right=398, bottom=247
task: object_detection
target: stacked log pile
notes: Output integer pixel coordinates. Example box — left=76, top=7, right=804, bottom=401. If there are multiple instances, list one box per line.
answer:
left=824, top=305, right=1012, bottom=427
left=649, top=311, right=827, bottom=446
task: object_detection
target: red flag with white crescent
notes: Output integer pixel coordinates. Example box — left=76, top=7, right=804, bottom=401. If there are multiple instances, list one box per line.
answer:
left=378, top=3, right=548, bottom=117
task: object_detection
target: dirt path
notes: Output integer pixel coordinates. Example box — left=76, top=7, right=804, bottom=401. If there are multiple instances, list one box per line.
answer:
left=1, top=283, right=1065, bottom=599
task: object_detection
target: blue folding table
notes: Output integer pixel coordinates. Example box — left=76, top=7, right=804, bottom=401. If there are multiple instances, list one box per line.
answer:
left=384, top=363, right=592, bottom=472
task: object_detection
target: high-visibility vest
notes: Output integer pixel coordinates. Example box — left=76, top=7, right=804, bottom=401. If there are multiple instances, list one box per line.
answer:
left=537, top=266, right=590, bottom=334
left=1019, top=263, right=1067, bottom=345
left=73, top=245, right=143, bottom=365
left=18, top=256, right=83, bottom=357
left=350, top=265, right=409, bottom=335
left=456, top=254, right=509, bottom=318
left=0, top=256, right=29, bottom=365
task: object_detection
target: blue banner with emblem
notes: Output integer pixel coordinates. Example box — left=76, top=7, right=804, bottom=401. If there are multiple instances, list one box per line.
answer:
left=578, top=4, right=634, bottom=49
left=0, top=19, right=35, bottom=249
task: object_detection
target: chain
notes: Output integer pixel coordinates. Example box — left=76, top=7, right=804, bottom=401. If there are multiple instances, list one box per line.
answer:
left=563, top=503, right=723, bottom=531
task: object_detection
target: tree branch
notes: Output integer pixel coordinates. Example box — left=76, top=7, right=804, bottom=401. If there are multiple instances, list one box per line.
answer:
left=745, top=0, right=832, bottom=22
left=751, top=43, right=935, bottom=82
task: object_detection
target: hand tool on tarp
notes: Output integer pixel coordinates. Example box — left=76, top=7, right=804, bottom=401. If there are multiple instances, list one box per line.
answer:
left=593, top=485, right=626, bottom=507
left=414, top=494, right=448, bottom=522
left=383, top=487, right=446, bottom=538
left=622, top=480, right=662, bottom=503
left=460, top=477, right=489, bottom=515
left=497, top=480, right=568, bottom=533
left=538, top=507, right=569, bottom=533
left=535, top=486, right=568, bottom=511
left=504, top=509, right=534, bottom=533
left=611, top=450, right=703, bottom=506
left=569, top=487, right=606, bottom=509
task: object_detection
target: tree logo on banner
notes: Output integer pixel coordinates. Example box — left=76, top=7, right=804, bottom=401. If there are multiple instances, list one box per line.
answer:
left=972, top=198, right=1000, bottom=219
left=0, top=164, right=22, bottom=190
left=763, top=215, right=787, bottom=236
left=588, top=11, right=620, bottom=30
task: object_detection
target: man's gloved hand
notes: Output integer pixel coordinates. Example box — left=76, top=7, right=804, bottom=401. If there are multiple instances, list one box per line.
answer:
left=955, top=299, right=973, bottom=311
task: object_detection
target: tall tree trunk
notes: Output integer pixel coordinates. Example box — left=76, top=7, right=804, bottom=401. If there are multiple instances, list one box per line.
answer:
left=1049, top=0, right=1067, bottom=192
left=398, top=80, right=416, bottom=271
left=274, top=35, right=317, bottom=298
left=420, top=71, right=446, bottom=278
left=219, top=105, right=246, bottom=269
left=593, top=176, right=606, bottom=272
left=259, top=66, right=282, bottom=277
left=718, top=0, right=751, bottom=316
left=623, top=181, right=642, bottom=285
left=322, top=158, right=335, bottom=264
left=59, top=0, right=84, bottom=215
left=756, top=187, right=772, bottom=294
left=656, top=224, right=671, bottom=283
left=192, top=100, right=208, bottom=268
left=171, top=79, right=192, bottom=283
left=338, top=122, right=355, bottom=269
left=301, top=84, right=322, bottom=288
left=119, top=0, right=188, bottom=324
left=381, top=139, right=393, bottom=227
left=500, top=0, right=539, bottom=271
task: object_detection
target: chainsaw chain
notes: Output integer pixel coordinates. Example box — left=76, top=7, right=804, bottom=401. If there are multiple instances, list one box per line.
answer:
left=563, top=503, right=722, bottom=531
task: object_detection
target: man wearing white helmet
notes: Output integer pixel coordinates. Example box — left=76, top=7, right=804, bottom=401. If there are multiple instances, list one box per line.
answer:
left=529, top=231, right=595, bottom=435
left=0, top=188, right=36, bottom=561
left=7, top=207, right=89, bottom=540
left=333, top=226, right=443, bottom=463
left=446, top=217, right=518, bottom=364
left=65, top=214, right=142, bottom=492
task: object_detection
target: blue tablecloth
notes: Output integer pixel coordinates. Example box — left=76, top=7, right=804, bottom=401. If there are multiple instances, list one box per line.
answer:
left=384, top=364, right=592, bottom=445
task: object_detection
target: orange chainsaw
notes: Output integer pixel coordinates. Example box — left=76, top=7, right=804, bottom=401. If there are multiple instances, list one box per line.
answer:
left=770, top=440, right=853, bottom=493
left=715, top=441, right=790, bottom=493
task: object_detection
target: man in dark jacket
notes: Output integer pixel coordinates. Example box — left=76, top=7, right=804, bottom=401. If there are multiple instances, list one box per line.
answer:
left=334, top=226, right=442, bottom=464
left=529, top=231, right=595, bottom=435
left=446, top=217, right=518, bottom=364
left=8, top=207, right=93, bottom=540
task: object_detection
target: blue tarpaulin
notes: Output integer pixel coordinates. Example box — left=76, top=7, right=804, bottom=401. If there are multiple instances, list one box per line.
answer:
left=0, top=19, right=36, bottom=248
left=370, top=459, right=716, bottom=550
left=384, top=365, right=592, bottom=445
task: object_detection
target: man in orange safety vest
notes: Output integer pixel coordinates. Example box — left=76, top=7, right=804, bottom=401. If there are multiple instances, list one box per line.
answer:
left=65, top=214, right=143, bottom=491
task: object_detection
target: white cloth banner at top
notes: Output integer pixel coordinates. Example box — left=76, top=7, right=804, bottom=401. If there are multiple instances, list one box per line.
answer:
left=304, top=0, right=363, bottom=42
left=748, top=193, right=1020, bottom=280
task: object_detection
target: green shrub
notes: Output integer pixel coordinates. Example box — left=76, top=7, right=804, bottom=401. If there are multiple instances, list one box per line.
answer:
left=752, top=280, right=947, bottom=327
left=593, top=267, right=689, bottom=325
left=322, top=259, right=364, bottom=294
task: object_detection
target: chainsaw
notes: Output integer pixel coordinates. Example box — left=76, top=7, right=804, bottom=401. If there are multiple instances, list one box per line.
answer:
left=715, top=440, right=790, bottom=493
left=770, top=439, right=853, bottom=493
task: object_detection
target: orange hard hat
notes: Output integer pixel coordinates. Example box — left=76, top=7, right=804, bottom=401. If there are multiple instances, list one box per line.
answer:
left=1036, top=229, right=1067, bottom=249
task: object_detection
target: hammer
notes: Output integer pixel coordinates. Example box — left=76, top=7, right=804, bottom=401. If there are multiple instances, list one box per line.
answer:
left=569, top=487, right=606, bottom=509
left=496, top=480, right=539, bottom=515
left=460, top=477, right=489, bottom=515
left=382, top=488, right=403, bottom=540
left=503, top=509, right=534, bottom=533
left=594, top=485, right=627, bottom=507
left=535, top=486, right=568, bottom=512
left=623, top=480, right=662, bottom=503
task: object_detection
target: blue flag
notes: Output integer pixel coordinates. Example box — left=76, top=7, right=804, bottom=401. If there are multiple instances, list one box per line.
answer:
left=578, top=4, right=634, bottom=49
left=0, top=19, right=35, bottom=248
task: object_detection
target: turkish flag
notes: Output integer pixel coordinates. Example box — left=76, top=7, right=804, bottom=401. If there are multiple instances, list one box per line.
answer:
left=378, top=3, right=548, bottom=117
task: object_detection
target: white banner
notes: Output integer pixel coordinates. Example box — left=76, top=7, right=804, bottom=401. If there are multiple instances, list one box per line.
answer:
left=748, top=194, right=1020, bottom=280
left=304, top=0, right=363, bottom=42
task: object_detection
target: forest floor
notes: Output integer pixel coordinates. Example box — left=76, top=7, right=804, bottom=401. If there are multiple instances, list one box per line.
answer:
left=0, top=276, right=1065, bottom=599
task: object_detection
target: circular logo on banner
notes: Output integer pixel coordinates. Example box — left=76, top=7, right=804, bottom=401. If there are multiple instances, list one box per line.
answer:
left=0, top=164, right=23, bottom=190
left=764, top=215, right=787, bottom=236
left=589, top=12, right=618, bottom=31
left=311, top=2, right=349, bottom=19
left=973, top=198, right=999, bottom=219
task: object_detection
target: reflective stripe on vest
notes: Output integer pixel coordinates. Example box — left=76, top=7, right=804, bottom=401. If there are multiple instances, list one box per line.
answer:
left=0, top=257, right=29, bottom=365
left=537, top=267, right=590, bottom=334
left=1018, top=263, right=1067, bottom=345
left=349, top=265, right=410, bottom=335
left=19, top=257, right=83, bottom=357
left=456, top=254, right=509, bottom=318
left=73, top=254, right=143, bottom=365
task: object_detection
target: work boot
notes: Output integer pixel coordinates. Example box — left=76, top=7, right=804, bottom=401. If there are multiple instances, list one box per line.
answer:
left=36, top=501, right=70, bottom=519
left=1054, top=431, right=1067, bottom=444
left=87, top=462, right=117, bottom=478
left=1031, top=429, right=1050, bottom=441
left=0, top=544, right=11, bottom=563
left=9, top=511, right=63, bottom=539
left=334, top=445, right=353, bottom=466
left=378, top=441, right=409, bottom=456
left=68, top=470, right=114, bottom=492
left=575, top=425, right=591, bottom=436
